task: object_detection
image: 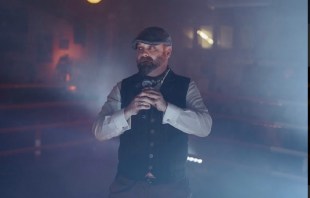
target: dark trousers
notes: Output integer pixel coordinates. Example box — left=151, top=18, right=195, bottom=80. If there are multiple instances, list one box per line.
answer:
left=108, top=175, right=192, bottom=198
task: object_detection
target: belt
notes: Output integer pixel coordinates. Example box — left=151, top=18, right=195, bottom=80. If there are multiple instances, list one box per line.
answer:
left=116, top=172, right=186, bottom=185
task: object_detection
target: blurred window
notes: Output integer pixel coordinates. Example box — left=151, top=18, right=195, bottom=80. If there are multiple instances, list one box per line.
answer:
left=217, top=25, right=233, bottom=49
left=197, top=26, right=214, bottom=49
left=239, top=25, right=254, bottom=49
left=182, top=27, right=194, bottom=48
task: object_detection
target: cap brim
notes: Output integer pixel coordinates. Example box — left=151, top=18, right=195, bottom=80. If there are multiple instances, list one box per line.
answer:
left=132, top=40, right=172, bottom=49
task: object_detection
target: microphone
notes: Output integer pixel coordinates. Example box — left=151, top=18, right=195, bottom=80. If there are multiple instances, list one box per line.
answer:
left=140, top=79, right=159, bottom=119
left=142, top=79, right=155, bottom=88
left=138, top=69, right=170, bottom=119
left=141, top=79, right=160, bottom=90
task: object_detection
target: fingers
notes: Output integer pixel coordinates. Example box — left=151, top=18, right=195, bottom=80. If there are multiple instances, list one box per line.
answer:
left=127, top=89, right=166, bottom=116
left=135, top=100, right=151, bottom=109
left=139, top=89, right=162, bottom=100
left=138, top=89, right=167, bottom=112
left=125, top=99, right=149, bottom=117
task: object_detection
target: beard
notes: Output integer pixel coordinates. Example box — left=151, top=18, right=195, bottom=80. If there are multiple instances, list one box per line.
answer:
left=137, top=56, right=164, bottom=76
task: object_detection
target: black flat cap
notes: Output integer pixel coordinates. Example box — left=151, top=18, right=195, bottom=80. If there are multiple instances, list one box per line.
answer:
left=132, top=26, right=172, bottom=49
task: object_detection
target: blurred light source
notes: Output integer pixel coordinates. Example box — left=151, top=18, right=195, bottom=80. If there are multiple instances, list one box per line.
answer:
left=197, top=30, right=214, bottom=45
left=197, top=26, right=214, bottom=48
left=65, top=74, right=71, bottom=82
left=187, top=156, right=203, bottom=164
left=87, top=0, right=102, bottom=4
left=67, top=85, right=77, bottom=92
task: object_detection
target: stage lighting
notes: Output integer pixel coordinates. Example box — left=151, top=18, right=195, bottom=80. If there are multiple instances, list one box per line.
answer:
left=187, top=156, right=203, bottom=164
left=87, top=0, right=102, bottom=4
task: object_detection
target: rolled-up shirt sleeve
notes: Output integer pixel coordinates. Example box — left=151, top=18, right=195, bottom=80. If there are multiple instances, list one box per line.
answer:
left=162, top=80, right=212, bottom=137
left=92, top=82, right=131, bottom=141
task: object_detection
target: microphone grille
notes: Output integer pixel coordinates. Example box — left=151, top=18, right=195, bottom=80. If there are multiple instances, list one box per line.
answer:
left=142, top=79, right=154, bottom=88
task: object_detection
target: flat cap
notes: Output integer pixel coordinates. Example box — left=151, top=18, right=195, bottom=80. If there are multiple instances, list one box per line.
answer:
left=132, top=26, right=172, bottom=49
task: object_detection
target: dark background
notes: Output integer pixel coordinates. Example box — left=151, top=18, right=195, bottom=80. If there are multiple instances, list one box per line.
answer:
left=0, top=0, right=307, bottom=197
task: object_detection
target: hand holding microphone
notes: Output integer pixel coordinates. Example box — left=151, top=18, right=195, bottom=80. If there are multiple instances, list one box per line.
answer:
left=140, top=78, right=167, bottom=112
left=141, top=87, right=167, bottom=112
left=124, top=87, right=167, bottom=119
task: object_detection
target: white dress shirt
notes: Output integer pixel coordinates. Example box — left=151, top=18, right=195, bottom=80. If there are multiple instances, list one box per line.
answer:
left=93, top=80, right=212, bottom=140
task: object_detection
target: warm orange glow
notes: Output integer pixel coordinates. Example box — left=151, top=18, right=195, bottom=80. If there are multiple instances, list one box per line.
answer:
left=87, top=0, right=102, bottom=4
left=67, top=85, right=77, bottom=92
left=65, top=74, right=71, bottom=82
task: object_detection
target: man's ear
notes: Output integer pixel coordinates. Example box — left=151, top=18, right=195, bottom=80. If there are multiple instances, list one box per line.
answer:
left=165, top=46, right=172, bottom=57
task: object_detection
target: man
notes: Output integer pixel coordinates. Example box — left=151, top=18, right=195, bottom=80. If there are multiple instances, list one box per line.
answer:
left=92, top=26, right=212, bottom=198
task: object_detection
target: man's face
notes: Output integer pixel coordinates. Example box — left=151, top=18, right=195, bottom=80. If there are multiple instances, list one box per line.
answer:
left=136, top=43, right=171, bottom=76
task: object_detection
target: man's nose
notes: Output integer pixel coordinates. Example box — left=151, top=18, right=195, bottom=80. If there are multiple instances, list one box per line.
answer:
left=142, top=53, right=149, bottom=57
left=142, top=51, right=149, bottom=57
left=139, top=49, right=149, bottom=57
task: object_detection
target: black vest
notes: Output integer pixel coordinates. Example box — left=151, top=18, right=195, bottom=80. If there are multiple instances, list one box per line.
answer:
left=118, top=70, right=190, bottom=182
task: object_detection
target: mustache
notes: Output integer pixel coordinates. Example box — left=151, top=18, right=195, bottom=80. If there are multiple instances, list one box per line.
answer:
left=138, top=57, right=153, bottom=63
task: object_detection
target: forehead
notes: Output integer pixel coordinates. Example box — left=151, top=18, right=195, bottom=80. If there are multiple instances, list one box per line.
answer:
left=136, top=42, right=164, bottom=48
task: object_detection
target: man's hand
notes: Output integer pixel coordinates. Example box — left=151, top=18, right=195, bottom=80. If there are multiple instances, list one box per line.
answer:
left=141, top=88, right=167, bottom=112
left=124, top=92, right=152, bottom=119
left=124, top=88, right=167, bottom=120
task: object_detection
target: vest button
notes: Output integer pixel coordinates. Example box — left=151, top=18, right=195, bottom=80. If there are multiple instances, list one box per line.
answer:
left=150, top=129, right=155, bottom=134
left=150, top=118, right=156, bottom=123
left=149, top=154, right=154, bottom=158
left=148, top=165, right=153, bottom=170
left=150, top=142, right=154, bottom=147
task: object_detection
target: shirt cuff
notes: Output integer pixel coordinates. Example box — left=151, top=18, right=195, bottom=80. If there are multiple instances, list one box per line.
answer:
left=111, top=109, right=131, bottom=131
left=162, top=103, right=182, bottom=125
